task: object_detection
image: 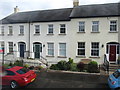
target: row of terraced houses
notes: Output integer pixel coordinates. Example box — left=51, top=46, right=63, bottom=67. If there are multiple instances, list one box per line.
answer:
left=0, top=0, right=120, bottom=65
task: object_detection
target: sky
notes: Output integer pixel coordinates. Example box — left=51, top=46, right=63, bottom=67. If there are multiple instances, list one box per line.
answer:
left=0, top=0, right=120, bottom=19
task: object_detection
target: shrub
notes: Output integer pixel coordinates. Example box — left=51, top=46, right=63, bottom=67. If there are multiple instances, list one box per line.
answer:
left=57, top=60, right=68, bottom=70
left=70, top=63, right=78, bottom=71
left=35, top=66, right=43, bottom=70
left=14, top=60, right=23, bottom=66
left=77, top=62, right=85, bottom=72
left=50, top=64, right=59, bottom=70
left=24, top=64, right=29, bottom=69
left=29, top=66, right=34, bottom=70
left=87, top=61, right=99, bottom=73
left=9, top=62, right=13, bottom=67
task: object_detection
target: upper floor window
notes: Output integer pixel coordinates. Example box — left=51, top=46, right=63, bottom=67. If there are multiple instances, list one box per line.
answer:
left=8, top=26, right=13, bottom=35
left=47, top=43, right=54, bottom=56
left=19, top=25, right=24, bottom=35
left=91, top=42, right=99, bottom=57
left=59, top=43, right=66, bottom=57
left=79, top=22, right=85, bottom=32
left=77, top=42, right=85, bottom=56
left=1, top=26, right=4, bottom=35
left=92, top=21, right=99, bottom=32
left=60, top=24, right=66, bottom=34
left=35, top=25, right=40, bottom=34
left=110, top=20, right=117, bottom=32
left=48, top=24, right=54, bottom=34
left=8, top=42, right=13, bottom=53
left=0, top=41, right=4, bottom=48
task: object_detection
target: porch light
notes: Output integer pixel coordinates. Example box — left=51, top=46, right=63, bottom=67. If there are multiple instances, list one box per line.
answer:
left=102, top=44, right=104, bottom=48
left=43, top=44, right=45, bottom=47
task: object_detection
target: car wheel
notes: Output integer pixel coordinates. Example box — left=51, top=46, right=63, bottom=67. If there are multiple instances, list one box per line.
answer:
left=10, top=81, right=19, bottom=88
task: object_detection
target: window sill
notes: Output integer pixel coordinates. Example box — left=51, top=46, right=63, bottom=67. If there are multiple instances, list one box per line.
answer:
left=76, top=56, right=86, bottom=58
left=8, top=34, right=13, bottom=36
left=46, top=55, right=54, bottom=57
left=34, top=34, right=40, bottom=36
left=18, top=34, right=24, bottom=36
left=47, top=33, right=54, bottom=35
left=58, top=56, right=67, bottom=58
left=91, top=32, right=100, bottom=33
left=89, top=56, right=100, bottom=58
left=109, top=31, right=118, bottom=33
left=77, top=32, right=85, bottom=33
left=58, top=33, right=66, bottom=35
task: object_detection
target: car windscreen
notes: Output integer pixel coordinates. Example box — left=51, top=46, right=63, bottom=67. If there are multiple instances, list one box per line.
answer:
left=16, top=68, right=29, bottom=74
left=113, top=70, right=120, bottom=78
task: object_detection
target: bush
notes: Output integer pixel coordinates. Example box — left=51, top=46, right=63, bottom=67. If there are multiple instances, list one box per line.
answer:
left=35, top=66, right=43, bottom=70
left=87, top=61, right=99, bottom=73
left=77, top=62, right=85, bottom=72
left=70, top=63, right=78, bottom=71
left=50, top=64, right=59, bottom=70
left=24, top=64, right=29, bottom=68
left=57, top=60, right=68, bottom=70
left=14, top=60, right=23, bottom=66
left=29, top=66, right=34, bottom=70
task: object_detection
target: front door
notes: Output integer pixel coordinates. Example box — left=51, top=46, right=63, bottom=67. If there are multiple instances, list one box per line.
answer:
left=19, top=43, right=25, bottom=58
left=34, top=44, right=41, bottom=59
left=109, top=45, right=116, bottom=61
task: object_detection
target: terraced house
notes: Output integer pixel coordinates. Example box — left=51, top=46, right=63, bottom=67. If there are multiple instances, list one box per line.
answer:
left=0, top=0, right=120, bottom=66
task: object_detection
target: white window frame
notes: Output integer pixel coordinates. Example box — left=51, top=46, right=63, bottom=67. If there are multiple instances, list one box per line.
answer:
left=59, top=24, right=66, bottom=34
left=92, top=21, right=99, bottom=32
left=91, top=42, right=99, bottom=57
left=59, top=43, right=66, bottom=57
left=79, top=21, right=85, bottom=32
left=47, top=43, right=54, bottom=56
left=19, top=25, right=24, bottom=34
left=110, top=20, right=117, bottom=32
left=77, top=42, right=85, bottom=56
left=1, top=26, right=4, bottom=35
left=35, top=25, right=40, bottom=34
left=48, top=24, right=54, bottom=34
left=8, top=42, right=13, bottom=53
left=8, top=26, right=13, bottom=35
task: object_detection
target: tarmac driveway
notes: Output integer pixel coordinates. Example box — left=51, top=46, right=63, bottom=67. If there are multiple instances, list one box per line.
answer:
left=26, top=70, right=110, bottom=89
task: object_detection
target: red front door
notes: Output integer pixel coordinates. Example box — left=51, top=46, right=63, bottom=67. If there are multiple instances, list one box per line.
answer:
left=109, top=45, right=116, bottom=61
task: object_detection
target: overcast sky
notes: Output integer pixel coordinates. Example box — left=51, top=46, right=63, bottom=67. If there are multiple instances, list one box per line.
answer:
left=0, top=0, right=119, bottom=19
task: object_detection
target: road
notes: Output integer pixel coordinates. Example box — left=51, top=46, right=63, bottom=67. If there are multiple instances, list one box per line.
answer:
left=26, top=70, right=110, bottom=89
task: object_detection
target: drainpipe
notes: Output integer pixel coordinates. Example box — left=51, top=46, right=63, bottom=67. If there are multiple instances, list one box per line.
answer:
left=28, top=22, right=30, bottom=58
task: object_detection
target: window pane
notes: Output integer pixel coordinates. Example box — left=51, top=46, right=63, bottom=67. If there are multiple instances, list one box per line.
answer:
left=9, top=42, right=13, bottom=53
left=77, top=42, right=85, bottom=56
left=60, top=24, right=66, bottom=34
left=79, top=22, right=85, bottom=32
left=9, top=26, right=13, bottom=34
left=91, top=42, right=99, bottom=56
left=110, top=20, right=117, bottom=32
left=59, top=43, right=66, bottom=56
left=92, top=21, right=99, bottom=32
left=48, top=24, right=53, bottom=34
left=35, top=25, right=40, bottom=34
left=48, top=43, right=54, bottom=56
left=20, top=25, right=24, bottom=34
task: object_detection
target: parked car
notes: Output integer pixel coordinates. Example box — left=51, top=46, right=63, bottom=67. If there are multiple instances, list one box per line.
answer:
left=1, top=66, right=36, bottom=88
left=108, top=69, right=120, bottom=89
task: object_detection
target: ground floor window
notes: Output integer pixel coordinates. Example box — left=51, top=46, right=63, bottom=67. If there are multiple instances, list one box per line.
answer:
left=91, top=42, right=99, bottom=56
left=8, top=42, right=13, bottom=53
left=77, top=42, right=85, bottom=56
left=59, top=43, right=66, bottom=57
left=47, top=43, right=54, bottom=56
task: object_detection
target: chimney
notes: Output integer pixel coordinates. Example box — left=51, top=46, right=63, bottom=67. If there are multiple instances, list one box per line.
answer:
left=14, top=6, right=19, bottom=13
left=73, top=0, right=79, bottom=7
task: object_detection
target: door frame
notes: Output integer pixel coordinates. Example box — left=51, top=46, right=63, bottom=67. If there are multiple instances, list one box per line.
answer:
left=33, top=42, right=42, bottom=59
left=18, top=42, right=26, bottom=58
left=107, top=44, right=117, bottom=62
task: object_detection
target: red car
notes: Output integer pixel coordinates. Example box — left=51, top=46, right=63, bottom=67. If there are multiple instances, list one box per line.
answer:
left=1, top=66, right=36, bottom=88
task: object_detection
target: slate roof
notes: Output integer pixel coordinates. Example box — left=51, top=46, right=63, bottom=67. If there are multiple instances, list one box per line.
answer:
left=1, top=8, right=72, bottom=24
left=70, top=3, right=119, bottom=18
left=0, top=3, right=119, bottom=24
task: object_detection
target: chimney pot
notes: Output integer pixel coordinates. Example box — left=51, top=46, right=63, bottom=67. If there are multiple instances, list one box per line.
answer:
left=73, top=0, right=79, bottom=7
left=14, top=6, right=19, bottom=13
